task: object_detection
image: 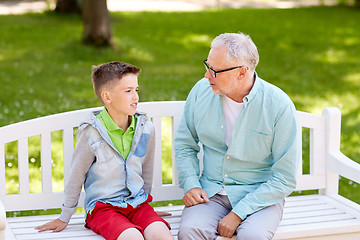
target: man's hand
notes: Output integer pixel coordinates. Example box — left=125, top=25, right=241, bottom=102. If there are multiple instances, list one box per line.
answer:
left=156, top=211, right=172, bottom=217
left=182, top=188, right=209, bottom=207
left=35, top=218, right=68, bottom=232
left=217, top=211, right=242, bottom=238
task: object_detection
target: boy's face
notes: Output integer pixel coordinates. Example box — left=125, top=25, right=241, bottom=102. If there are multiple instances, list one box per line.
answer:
left=103, top=73, right=139, bottom=117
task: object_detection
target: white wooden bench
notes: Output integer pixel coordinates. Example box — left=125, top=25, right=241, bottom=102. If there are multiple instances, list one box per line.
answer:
left=1, top=101, right=360, bottom=240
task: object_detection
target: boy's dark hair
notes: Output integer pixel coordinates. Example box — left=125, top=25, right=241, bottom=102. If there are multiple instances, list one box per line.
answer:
left=92, top=61, right=140, bottom=104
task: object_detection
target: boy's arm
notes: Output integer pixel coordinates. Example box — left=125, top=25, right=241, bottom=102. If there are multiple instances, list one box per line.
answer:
left=142, top=123, right=155, bottom=194
left=60, top=126, right=95, bottom=223
left=35, top=126, right=95, bottom=232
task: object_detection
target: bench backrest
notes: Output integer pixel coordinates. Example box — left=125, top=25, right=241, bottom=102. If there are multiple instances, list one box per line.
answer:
left=0, top=101, right=341, bottom=212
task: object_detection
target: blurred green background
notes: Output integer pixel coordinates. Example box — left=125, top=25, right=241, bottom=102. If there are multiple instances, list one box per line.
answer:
left=0, top=3, right=359, bottom=216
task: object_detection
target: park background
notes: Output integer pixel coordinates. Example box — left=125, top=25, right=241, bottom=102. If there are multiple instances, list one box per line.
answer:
left=0, top=0, right=359, bottom=216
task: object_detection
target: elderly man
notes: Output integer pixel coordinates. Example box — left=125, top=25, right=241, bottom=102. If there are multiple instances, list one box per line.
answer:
left=175, top=32, right=301, bottom=240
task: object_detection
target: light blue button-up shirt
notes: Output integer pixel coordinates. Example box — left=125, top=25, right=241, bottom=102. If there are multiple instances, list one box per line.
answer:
left=175, top=75, right=301, bottom=220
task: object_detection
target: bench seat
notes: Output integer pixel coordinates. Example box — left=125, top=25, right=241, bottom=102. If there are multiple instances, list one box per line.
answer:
left=4, top=194, right=360, bottom=240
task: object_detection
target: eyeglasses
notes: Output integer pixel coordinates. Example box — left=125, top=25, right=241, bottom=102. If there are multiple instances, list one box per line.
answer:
left=203, top=59, right=248, bottom=78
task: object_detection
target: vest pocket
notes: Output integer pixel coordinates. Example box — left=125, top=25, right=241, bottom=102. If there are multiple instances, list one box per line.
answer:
left=133, top=134, right=149, bottom=158
left=90, top=139, right=116, bottom=163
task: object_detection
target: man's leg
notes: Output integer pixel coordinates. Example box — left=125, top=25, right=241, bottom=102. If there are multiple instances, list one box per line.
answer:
left=178, top=194, right=232, bottom=240
left=235, top=200, right=284, bottom=240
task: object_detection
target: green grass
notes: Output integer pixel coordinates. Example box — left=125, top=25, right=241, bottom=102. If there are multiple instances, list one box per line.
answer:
left=1, top=6, right=360, bottom=215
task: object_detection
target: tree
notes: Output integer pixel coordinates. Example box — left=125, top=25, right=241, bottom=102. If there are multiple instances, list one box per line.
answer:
left=54, top=0, right=81, bottom=13
left=54, top=0, right=114, bottom=47
left=82, top=0, right=114, bottom=47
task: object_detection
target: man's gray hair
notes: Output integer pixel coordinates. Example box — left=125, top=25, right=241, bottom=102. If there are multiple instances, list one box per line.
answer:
left=211, top=32, right=259, bottom=71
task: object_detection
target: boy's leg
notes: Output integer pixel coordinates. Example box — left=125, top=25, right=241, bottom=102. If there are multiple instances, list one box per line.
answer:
left=143, top=221, right=174, bottom=240
left=235, top=200, right=285, bottom=240
left=117, top=228, right=144, bottom=240
left=178, top=194, right=231, bottom=240
left=129, top=201, right=172, bottom=240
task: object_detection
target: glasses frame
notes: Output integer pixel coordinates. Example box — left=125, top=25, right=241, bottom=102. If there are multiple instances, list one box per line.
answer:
left=203, top=59, right=248, bottom=78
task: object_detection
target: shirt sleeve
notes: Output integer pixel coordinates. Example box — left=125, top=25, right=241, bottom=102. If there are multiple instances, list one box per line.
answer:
left=232, top=103, right=301, bottom=220
left=59, top=125, right=95, bottom=223
left=174, top=83, right=203, bottom=193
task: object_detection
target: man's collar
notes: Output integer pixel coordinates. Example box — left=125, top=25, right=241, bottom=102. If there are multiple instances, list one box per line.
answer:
left=243, top=71, right=260, bottom=106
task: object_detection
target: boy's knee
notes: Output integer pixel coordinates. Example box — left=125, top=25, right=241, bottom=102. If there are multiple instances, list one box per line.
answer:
left=144, top=221, right=173, bottom=240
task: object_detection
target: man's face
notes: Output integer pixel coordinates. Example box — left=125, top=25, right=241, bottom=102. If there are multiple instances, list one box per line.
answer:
left=205, top=46, right=239, bottom=96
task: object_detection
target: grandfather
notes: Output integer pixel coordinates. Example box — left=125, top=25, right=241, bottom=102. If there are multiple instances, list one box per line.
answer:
left=175, top=32, right=301, bottom=240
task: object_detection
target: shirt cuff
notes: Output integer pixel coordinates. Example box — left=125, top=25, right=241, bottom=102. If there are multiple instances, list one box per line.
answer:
left=59, top=204, right=77, bottom=223
left=231, top=201, right=254, bottom=221
left=183, top=177, right=202, bottom=194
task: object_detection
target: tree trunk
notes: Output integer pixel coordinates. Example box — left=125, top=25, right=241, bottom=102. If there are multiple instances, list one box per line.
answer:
left=55, top=0, right=81, bottom=13
left=82, top=0, right=114, bottom=47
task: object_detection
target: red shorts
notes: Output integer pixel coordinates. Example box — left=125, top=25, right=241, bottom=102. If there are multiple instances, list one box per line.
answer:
left=85, top=196, right=170, bottom=240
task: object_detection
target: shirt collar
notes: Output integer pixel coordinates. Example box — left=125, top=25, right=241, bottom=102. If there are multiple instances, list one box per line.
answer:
left=98, top=108, right=135, bottom=132
left=243, top=71, right=261, bottom=107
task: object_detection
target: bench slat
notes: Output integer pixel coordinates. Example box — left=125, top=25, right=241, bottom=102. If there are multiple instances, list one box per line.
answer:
left=171, top=116, right=182, bottom=185
left=152, top=117, right=163, bottom=187
left=295, top=174, right=326, bottom=191
left=283, top=208, right=345, bottom=219
left=0, top=107, right=102, bottom=144
left=18, top=138, right=29, bottom=195
left=0, top=144, right=5, bottom=196
left=40, top=133, right=52, bottom=194
left=63, top=127, right=74, bottom=186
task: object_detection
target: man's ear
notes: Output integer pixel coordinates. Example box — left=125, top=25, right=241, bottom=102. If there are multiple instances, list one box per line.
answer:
left=101, top=90, right=111, bottom=104
left=237, top=67, right=247, bottom=79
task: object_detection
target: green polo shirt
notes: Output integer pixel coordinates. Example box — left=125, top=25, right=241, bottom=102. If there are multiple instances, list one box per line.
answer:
left=96, top=108, right=136, bottom=159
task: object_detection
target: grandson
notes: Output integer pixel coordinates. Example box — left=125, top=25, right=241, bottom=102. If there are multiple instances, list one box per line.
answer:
left=35, top=61, right=173, bottom=240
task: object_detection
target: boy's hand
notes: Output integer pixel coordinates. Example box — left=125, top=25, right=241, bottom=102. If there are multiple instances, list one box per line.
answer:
left=35, top=218, right=68, bottom=232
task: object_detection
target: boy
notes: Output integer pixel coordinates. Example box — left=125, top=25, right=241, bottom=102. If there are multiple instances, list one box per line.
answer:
left=35, top=61, right=173, bottom=240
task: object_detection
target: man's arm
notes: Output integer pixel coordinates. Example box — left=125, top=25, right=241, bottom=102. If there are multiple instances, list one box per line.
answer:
left=232, top=104, right=301, bottom=220
left=174, top=82, right=203, bottom=194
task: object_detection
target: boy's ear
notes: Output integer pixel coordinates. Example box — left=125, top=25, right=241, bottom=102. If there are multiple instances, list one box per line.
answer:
left=101, top=90, right=111, bottom=104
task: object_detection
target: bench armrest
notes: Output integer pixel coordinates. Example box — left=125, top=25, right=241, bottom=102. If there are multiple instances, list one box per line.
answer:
left=0, top=199, right=5, bottom=240
left=328, top=151, right=360, bottom=184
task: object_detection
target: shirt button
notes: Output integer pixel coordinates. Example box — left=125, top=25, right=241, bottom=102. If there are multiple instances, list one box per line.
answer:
left=224, top=174, right=228, bottom=177
left=221, top=125, right=224, bottom=129
left=226, top=156, right=230, bottom=159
